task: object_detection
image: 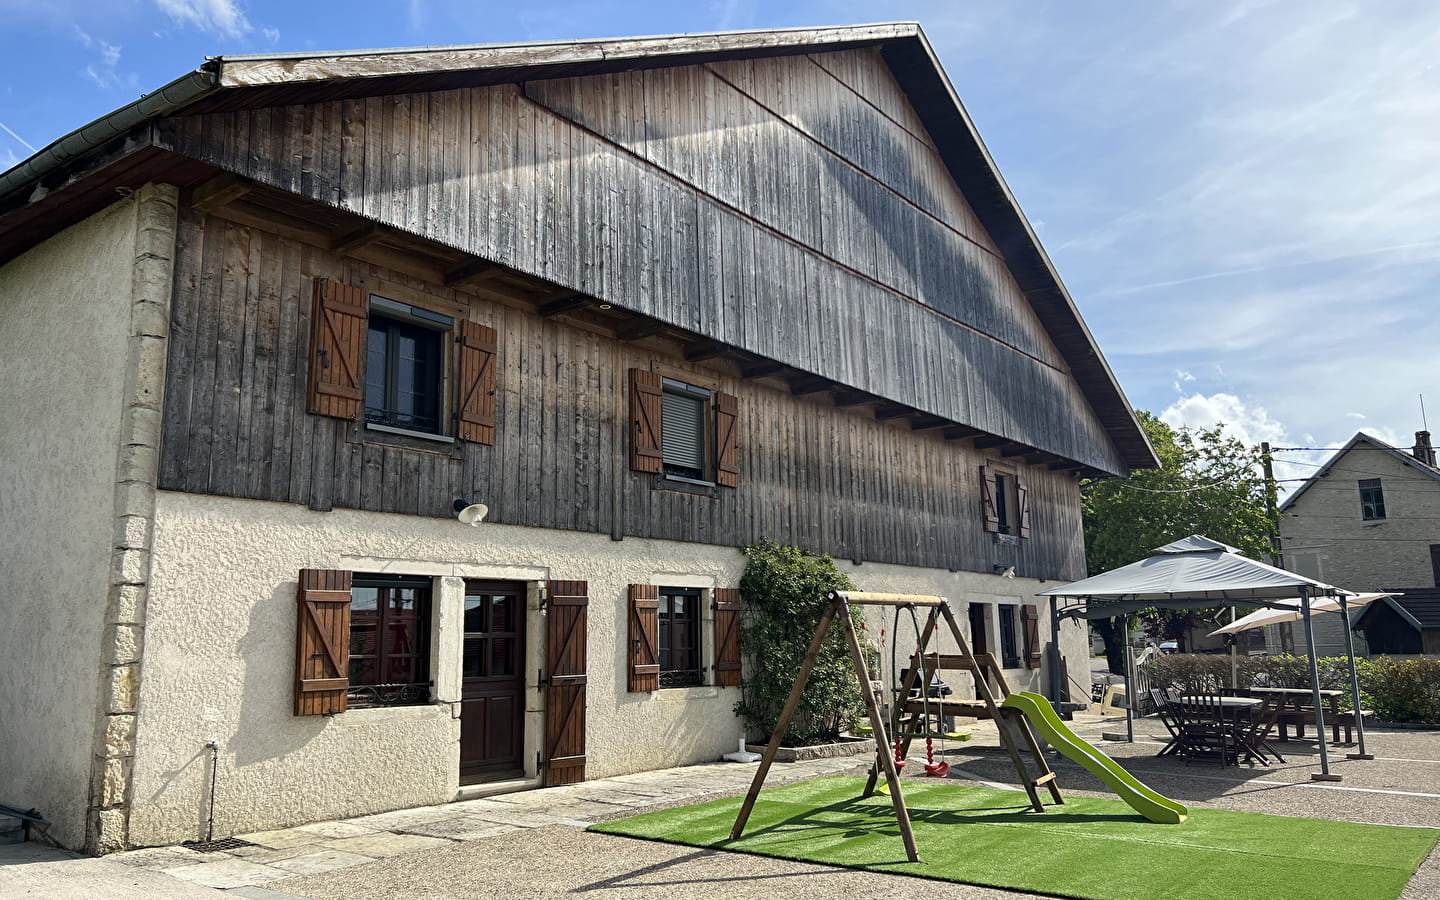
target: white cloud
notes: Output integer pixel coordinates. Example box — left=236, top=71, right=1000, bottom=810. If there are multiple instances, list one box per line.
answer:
left=1160, top=392, right=1288, bottom=449
left=74, top=29, right=136, bottom=92
left=261, top=26, right=279, bottom=44
left=1345, top=412, right=1366, bottom=420
left=154, top=0, right=251, bottom=38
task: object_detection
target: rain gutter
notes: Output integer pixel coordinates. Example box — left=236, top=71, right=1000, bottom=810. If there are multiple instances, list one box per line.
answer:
left=0, top=65, right=220, bottom=205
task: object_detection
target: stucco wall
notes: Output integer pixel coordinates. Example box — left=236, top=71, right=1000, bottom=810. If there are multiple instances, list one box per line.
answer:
left=0, top=197, right=140, bottom=848
left=133, top=490, right=1080, bottom=846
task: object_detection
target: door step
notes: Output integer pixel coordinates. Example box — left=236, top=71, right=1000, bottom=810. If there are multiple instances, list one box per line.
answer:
left=453, top=776, right=539, bottom=802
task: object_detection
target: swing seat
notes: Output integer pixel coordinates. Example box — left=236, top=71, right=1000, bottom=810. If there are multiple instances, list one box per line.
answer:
left=923, top=760, right=950, bottom=777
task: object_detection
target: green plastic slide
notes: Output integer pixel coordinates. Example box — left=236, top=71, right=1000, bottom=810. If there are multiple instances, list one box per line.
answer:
left=1001, top=691, right=1187, bottom=825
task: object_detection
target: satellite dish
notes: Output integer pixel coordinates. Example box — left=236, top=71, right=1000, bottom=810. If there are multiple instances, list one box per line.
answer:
left=453, top=500, right=489, bottom=526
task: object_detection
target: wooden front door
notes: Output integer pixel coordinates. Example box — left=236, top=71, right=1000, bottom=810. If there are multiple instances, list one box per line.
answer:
left=460, top=580, right=526, bottom=783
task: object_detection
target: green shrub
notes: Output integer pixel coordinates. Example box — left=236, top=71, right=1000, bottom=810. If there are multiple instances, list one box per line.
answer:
left=733, top=541, right=874, bottom=745
left=1144, top=653, right=1440, bottom=723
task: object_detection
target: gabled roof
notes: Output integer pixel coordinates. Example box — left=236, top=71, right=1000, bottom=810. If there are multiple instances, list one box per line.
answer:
left=1279, top=432, right=1440, bottom=512
left=0, top=23, right=1157, bottom=473
left=1355, top=589, right=1440, bottom=632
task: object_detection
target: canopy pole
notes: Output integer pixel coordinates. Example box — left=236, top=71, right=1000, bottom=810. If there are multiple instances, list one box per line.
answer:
left=1048, top=597, right=1063, bottom=714
left=1123, top=617, right=1134, bottom=743
left=1338, top=595, right=1372, bottom=760
left=1300, top=586, right=1338, bottom=781
left=1228, top=606, right=1238, bottom=689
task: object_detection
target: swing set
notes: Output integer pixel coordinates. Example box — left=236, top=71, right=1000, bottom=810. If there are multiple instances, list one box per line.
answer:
left=730, top=590, right=1063, bottom=863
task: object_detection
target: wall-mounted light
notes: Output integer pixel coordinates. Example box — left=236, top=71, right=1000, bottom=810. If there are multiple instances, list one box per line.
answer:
left=597, top=303, right=612, bottom=310
left=453, top=498, right=489, bottom=526
left=993, top=565, right=1016, bottom=579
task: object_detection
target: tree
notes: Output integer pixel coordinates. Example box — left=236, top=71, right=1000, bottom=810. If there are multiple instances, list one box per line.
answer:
left=1081, top=411, right=1273, bottom=672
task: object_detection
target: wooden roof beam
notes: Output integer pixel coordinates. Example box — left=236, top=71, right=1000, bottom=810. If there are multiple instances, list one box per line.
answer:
left=683, top=339, right=727, bottom=362
left=189, top=172, right=253, bottom=214
left=1048, top=460, right=1084, bottom=471
left=328, top=221, right=386, bottom=255
left=613, top=316, right=668, bottom=342
left=874, top=403, right=912, bottom=421
left=739, top=359, right=786, bottom=379
left=789, top=375, right=834, bottom=396
left=832, top=390, right=873, bottom=407
left=444, top=257, right=502, bottom=287
left=1000, top=442, right=1034, bottom=458
left=538, top=292, right=590, bottom=317
left=910, top=416, right=951, bottom=431
left=973, top=436, right=1007, bottom=450
left=943, top=425, right=981, bottom=441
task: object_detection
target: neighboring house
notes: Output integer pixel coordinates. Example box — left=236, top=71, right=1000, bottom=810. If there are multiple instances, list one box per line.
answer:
left=1352, top=589, right=1440, bottom=655
left=0, top=24, right=1155, bottom=853
left=1272, top=431, right=1440, bottom=656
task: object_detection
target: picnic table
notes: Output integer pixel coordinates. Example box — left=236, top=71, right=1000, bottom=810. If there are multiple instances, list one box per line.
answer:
left=1169, top=696, right=1274, bottom=766
left=1245, top=688, right=1368, bottom=742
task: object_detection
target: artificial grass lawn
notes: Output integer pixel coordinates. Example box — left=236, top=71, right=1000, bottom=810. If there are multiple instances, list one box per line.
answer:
left=589, top=776, right=1438, bottom=900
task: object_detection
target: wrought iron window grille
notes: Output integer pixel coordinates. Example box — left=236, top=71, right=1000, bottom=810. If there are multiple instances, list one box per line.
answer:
left=346, top=681, right=433, bottom=708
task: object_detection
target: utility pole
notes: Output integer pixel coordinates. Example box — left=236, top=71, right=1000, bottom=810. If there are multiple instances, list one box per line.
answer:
left=1260, top=442, right=1283, bottom=569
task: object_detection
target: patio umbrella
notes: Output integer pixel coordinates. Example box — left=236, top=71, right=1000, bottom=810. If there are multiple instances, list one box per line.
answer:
left=1207, top=593, right=1391, bottom=636
left=1041, top=535, right=1350, bottom=780
left=1208, top=592, right=1391, bottom=760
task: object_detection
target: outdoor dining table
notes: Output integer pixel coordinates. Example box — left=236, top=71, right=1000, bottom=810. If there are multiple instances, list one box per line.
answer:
left=1174, top=696, right=1268, bottom=765
left=1247, top=687, right=1343, bottom=741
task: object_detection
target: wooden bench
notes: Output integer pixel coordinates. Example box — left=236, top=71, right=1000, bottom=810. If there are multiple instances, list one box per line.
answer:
left=1275, top=707, right=1374, bottom=743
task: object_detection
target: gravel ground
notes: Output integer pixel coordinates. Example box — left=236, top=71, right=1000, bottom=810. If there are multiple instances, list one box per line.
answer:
left=242, top=716, right=1440, bottom=900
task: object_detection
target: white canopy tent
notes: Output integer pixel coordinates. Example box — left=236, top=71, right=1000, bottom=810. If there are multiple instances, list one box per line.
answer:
left=1208, top=592, right=1391, bottom=636
left=1039, top=536, right=1359, bottom=780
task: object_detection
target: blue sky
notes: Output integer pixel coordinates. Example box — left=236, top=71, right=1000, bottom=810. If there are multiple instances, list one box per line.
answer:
left=4, top=1, right=1439, bottom=486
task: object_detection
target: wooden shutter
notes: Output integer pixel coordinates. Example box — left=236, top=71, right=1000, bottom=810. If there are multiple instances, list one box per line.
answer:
left=1021, top=604, right=1042, bottom=670
left=543, top=580, right=588, bottom=786
left=980, top=465, right=1001, bottom=533
left=629, top=369, right=663, bottom=473
left=713, top=588, right=742, bottom=687
left=295, top=568, right=352, bottom=716
left=307, top=280, right=367, bottom=419
left=714, top=391, right=739, bottom=488
left=455, top=320, right=497, bottom=444
left=1016, top=476, right=1031, bottom=539
left=628, top=584, right=659, bottom=692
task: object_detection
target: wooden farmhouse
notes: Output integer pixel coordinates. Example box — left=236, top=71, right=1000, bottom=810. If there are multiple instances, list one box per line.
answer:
left=0, top=23, right=1155, bottom=853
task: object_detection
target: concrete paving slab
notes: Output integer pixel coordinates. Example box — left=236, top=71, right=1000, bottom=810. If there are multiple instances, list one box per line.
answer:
left=109, top=845, right=208, bottom=869
left=316, top=832, right=452, bottom=858
left=0, top=842, right=233, bottom=899
left=160, top=857, right=296, bottom=889
left=293, top=821, right=381, bottom=839
left=234, top=828, right=329, bottom=850
left=266, top=849, right=377, bottom=876
left=395, top=817, right=518, bottom=841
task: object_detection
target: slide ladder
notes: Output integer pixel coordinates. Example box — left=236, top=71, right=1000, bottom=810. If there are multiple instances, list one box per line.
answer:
left=1002, top=692, right=1187, bottom=825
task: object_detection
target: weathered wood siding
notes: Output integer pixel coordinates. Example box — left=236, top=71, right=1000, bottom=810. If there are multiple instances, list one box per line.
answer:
left=158, top=48, right=1126, bottom=474
left=158, top=210, right=1087, bottom=579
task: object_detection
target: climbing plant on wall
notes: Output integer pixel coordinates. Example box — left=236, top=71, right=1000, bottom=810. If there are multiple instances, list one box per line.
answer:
left=733, top=541, right=875, bottom=745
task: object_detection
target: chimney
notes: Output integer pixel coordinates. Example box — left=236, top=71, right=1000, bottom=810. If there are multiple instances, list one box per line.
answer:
left=1415, top=431, right=1437, bottom=467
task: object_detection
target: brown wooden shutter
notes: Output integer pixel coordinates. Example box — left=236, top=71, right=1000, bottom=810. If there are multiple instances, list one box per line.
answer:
left=306, top=279, right=367, bottom=419
left=543, top=580, right=588, bottom=786
left=629, top=368, right=663, bottom=473
left=1016, top=476, right=1032, bottom=539
left=713, top=588, right=742, bottom=687
left=714, top=391, right=739, bottom=488
left=295, top=568, right=352, bottom=716
left=980, top=465, right=1001, bottom=533
left=1021, top=604, right=1042, bottom=670
left=627, top=584, right=660, bottom=692
left=455, top=320, right=497, bottom=444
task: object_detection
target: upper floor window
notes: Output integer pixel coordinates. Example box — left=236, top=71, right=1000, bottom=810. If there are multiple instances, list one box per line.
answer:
left=981, top=465, right=1030, bottom=538
left=1358, top=478, right=1386, bottom=520
left=661, top=379, right=712, bottom=482
left=365, top=296, right=453, bottom=436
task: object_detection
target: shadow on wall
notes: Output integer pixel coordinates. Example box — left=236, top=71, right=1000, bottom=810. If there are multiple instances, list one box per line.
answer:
left=234, top=580, right=329, bottom=769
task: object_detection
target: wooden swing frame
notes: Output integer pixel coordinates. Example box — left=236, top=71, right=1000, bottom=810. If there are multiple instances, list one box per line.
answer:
left=729, top=590, right=1062, bottom=862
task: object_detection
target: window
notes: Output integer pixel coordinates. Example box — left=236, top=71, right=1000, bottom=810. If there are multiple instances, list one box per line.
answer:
left=658, top=587, right=703, bottom=688
left=661, top=379, right=712, bottom=482
left=1358, top=478, right=1386, bottom=520
left=628, top=369, right=738, bottom=487
left=1431, top=544, right=1440, bottom=587
left=998, top=605, right=1020, bottom=669
left=364, top=296, right=452, bottom=435
left=981, top=465, right=1030, bottom=538
left=348, top=574, right=433, bottom=706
